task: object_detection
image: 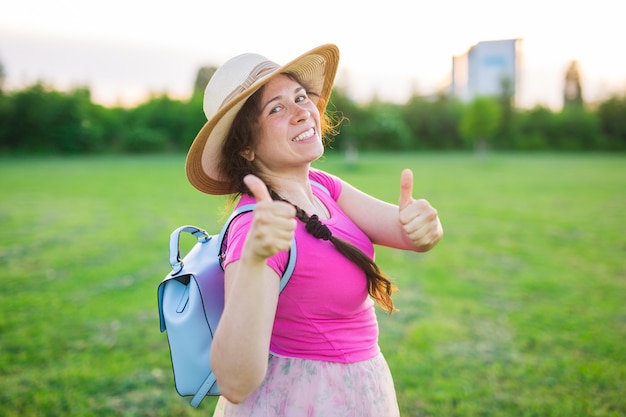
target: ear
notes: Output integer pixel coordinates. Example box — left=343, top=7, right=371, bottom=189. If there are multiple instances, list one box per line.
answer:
left=240, top=148, right=255, bottom=162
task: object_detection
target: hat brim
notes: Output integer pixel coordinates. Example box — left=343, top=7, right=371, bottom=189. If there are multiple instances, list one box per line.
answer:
left=185, top=44, right=340, bottom=195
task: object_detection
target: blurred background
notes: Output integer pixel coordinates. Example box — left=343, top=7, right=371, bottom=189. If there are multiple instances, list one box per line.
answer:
left=1, top=0, right=625, bottom=154
left=2, top=0, right=625, bottom=108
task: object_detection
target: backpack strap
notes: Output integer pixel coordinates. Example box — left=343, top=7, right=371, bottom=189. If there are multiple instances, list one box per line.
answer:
left=216, top=203, right=296, bottom=291
left=310, top=179, right=331, bottom=196
left=190, top=372, right=218, bottom=407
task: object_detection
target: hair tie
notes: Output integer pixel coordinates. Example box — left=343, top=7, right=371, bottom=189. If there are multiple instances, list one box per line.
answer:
left=306, top=215, right=332, bottom=241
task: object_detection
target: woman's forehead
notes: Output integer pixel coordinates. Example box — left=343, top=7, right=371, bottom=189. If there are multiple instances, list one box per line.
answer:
left=262, top=74, right=302, bottom=95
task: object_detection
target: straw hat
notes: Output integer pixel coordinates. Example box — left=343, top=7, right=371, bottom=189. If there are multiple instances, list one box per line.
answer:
left=185, top=44, right=340, bottom=195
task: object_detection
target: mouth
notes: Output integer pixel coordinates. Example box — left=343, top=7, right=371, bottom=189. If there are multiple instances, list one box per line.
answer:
left=292, top=127, right=316, bottom=142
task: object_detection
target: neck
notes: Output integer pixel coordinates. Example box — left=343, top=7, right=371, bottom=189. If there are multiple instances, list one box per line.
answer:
left=260, top=167, right=312, bottom=199
left=260, top=167, right=329, bottom=219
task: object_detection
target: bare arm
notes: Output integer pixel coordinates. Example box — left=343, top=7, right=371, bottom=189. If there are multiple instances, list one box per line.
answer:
left=337, top=169, right=443, bottom=252
left=210, top=260, right=279, bottom=403
left=210, top=175, right=297, bottom=403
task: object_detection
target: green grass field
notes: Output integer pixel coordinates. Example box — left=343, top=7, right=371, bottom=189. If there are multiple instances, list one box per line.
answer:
left=1, top=152, right=624, bottom=417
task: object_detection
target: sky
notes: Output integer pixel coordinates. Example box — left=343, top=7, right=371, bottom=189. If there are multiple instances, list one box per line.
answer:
left=1, top=0, right=624, bottom=109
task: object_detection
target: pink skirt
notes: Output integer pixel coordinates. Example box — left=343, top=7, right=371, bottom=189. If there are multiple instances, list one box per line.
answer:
left=212, top=353, right=400, bottom=417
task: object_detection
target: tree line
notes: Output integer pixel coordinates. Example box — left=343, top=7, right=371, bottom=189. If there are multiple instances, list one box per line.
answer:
left=0, top=71, right=625, bottom=154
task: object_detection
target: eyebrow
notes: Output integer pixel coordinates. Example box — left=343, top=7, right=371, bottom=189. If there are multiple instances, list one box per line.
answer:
left=262, top=86, right=306, bottom=112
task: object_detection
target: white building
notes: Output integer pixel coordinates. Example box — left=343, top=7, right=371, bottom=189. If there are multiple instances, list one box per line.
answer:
left=450, top=39, right=523, bottom=104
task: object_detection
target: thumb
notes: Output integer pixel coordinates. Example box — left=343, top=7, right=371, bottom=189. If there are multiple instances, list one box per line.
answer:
left=244, top=174, right=272, bottom=202
left=399, top=168, right=414, bottom=209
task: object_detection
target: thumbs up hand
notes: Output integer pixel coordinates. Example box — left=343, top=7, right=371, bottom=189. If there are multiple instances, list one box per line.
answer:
left=398, top=169, right=443, bottom=251
left=243, top=174, right=297, bottom=261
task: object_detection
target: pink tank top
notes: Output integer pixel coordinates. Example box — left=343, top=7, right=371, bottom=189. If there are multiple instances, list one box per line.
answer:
left=223, top=169, right=380, bottom=363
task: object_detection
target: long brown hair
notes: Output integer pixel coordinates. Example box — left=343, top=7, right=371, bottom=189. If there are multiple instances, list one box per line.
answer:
left=219, top=73, right=397, bottom=313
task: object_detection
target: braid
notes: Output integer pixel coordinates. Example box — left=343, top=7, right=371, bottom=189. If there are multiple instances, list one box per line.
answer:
left=270, top=190, right=398, bottom=313
left=305, top=215, right=332, bottom=240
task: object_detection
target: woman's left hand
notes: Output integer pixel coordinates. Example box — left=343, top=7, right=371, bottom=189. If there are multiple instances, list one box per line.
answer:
left=398, top=169, right=443, bottom=252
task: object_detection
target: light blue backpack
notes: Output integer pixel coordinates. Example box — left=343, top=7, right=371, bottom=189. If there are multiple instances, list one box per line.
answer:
left=157, top=204, right=296, bottom=407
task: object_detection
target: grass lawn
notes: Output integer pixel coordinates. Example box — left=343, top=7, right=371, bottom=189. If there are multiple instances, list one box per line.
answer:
left=0, top=152, right=624, bottom=416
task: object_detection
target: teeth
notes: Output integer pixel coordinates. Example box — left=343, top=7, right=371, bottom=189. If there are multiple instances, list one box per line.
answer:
left=293, top=128, right=314, bottom=142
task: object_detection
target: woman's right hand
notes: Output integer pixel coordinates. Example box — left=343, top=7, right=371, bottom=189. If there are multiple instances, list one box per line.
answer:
left=243, top=174, right=297, bottom=261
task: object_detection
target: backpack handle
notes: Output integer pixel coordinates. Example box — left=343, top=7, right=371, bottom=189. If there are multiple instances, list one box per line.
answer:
left=169, top=226, right=211, bottom=276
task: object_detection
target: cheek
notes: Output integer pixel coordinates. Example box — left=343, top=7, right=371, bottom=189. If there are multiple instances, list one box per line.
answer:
left=251, top=133, right=282, bottom=161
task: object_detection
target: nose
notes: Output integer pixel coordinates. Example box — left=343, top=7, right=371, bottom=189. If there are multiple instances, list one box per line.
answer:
left=291, top=105, right=310, bottom=124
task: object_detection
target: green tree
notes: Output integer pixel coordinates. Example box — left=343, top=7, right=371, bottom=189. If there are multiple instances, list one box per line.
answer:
left=402, top=93, right=464, bottom=150
left=554, top=107, right=603, bottom=150
left=358, top=100, right=413, bottom=150
left=493, top=77, right=517, bottom=149
left=563, top=60, right=584, bottom=110
left=1, top=83, right=45, bottom=151
left=597, top=94, right=626, bottom=150
left=193, top=66, right=217, bottom=98
left=515, top=105, right=555, bottom=150
left=459, top=96, right=502, bottom=153
left=329, top=86, right=367, bottom=152
left=0, top=59, right=5, bottom=91
left=0, top=83, right=110, bottom=153
left=46, top=86, right=104, bottom=153
left=125, top=94, right=205, bottom=152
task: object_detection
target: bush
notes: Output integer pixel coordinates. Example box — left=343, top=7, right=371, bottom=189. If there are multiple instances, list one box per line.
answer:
left=1, top=82, right=625, bottom=154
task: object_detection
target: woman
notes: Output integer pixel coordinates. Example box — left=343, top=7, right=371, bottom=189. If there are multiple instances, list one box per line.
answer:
left=185, top=44, right=443, bottom=417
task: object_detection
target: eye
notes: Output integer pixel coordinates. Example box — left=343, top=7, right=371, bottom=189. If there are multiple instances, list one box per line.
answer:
left=295, top=93, right=308, bottom=103
left=269, top=104, right=283, bottom=115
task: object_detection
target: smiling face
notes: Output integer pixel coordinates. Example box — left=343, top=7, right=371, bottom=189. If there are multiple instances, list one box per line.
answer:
left=245, top=74, right=324, bottom=177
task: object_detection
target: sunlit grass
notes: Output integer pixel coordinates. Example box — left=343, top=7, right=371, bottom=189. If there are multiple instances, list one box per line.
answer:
left=1, top=152, right=624, bottom=416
